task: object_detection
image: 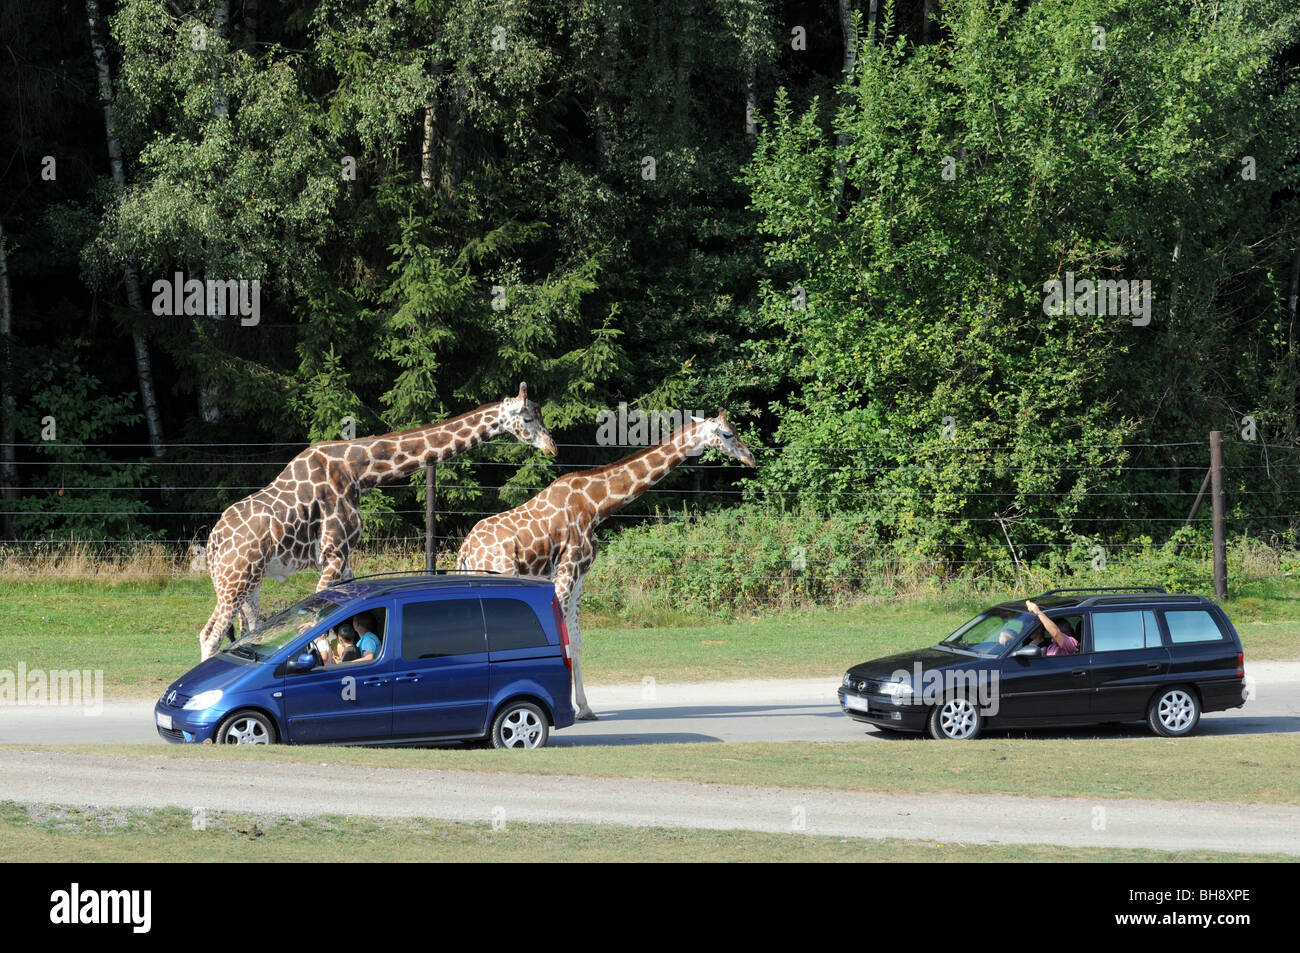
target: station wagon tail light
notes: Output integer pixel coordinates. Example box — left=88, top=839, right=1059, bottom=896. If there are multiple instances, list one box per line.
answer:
left=553, top=599, right=573, bottom=674
left=1237, top=652, right=1244, bottom=677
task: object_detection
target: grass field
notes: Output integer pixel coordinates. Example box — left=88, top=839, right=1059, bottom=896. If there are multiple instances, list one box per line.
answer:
left=3, top=574, right=1298, bottom=699
left=0, top=800, right=1289, bottom=868
left=4, top=800, right=1289, bottom=863
left=18, top=731, right=1300, bottom=804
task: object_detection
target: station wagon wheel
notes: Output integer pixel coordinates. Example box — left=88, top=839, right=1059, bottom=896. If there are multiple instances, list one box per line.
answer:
left=491, top=701, right=549, bottom=750
left=1148, top=687, right=1201, bottom=737
left=928, top=696, right=983, bottom=740
left=216, top=711, right=276, bottom=745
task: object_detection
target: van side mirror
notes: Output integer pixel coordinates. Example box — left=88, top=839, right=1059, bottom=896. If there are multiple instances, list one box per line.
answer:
left=1013, top=645, right=1042, bottom=658
left=286, top=652, right=317, bottom=673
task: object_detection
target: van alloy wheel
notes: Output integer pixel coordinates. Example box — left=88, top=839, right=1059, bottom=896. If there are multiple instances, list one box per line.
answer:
left=217, top=712, right=275, bottom=745
left=1149, top=687, right=1200, bottom=737
left=492, top=702, right=549, bottom=749
left=929, top=697, right=983, bottom=740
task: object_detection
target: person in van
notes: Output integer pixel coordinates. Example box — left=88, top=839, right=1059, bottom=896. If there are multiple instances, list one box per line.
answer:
left=1024, top=600, right=1080, bottom=655
left=331, top=622, right=362, bottom=664
left=351, top=612, right=382, bottom=661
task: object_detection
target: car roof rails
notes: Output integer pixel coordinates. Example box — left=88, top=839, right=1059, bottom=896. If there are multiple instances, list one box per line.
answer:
left=343, top=568, right=505, bottom=582
left=1034, top=586, right=1168, bottom=598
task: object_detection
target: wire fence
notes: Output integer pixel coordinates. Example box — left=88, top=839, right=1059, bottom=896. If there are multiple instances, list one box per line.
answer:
left=2, top=437, right=1297, bottom=589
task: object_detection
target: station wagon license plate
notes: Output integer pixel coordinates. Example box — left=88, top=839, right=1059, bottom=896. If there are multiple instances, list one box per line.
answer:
left=845, top=694, right=869, bottom=713
left=156, top=712, right=172, bottom=729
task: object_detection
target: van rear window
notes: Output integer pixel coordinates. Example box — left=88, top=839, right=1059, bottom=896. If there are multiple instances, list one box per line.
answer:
left=484, top=599, right=550, bottom=652
left=401, top=599, right=485, bottom=658
left=1164, top=610, right=1226, bottom=644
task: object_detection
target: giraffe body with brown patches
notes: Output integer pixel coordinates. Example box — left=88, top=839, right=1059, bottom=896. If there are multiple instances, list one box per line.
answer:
left=456, top=413, right=755, bottom=719
left=197, top=384, right=555, bottom=660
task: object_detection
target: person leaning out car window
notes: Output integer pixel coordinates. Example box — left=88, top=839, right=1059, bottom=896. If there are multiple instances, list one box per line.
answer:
left=1024, top=600, right=1079, bottom=655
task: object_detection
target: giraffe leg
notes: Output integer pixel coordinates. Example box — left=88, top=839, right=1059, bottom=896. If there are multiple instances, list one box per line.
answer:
left=237, top=580, right=263, bottom=639
left=198, top=598, right=239, bottom=661
left=557, top=568, right=595, bottom=720
left=315, top=540, right=351, bottom=591
left=199, top=566, right=264, bottom=660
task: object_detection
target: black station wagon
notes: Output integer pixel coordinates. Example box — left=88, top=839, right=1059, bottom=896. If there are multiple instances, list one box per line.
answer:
left=838, top=587, right=1247, bottom=740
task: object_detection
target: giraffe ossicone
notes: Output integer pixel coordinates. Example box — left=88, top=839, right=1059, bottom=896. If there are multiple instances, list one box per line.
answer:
left=195, top=383, right=555, bottom=660
left=456, top=411, right=756, bottom=720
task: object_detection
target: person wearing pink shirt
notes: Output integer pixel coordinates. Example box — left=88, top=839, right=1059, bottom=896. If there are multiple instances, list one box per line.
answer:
left=1024, top=600, right=1080, bottom=655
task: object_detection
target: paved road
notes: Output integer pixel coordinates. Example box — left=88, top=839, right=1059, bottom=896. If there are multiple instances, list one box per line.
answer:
left=0, top=663, right=1296, bottom=746
left=2, top=748, right=1298, bottom=854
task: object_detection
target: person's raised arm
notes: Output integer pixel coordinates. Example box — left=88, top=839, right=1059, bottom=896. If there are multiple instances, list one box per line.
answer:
left=1025, top=600, right=1066, bottom=647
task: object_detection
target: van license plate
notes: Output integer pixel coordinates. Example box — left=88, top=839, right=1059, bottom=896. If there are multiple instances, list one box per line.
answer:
left=845, top=695, right=869, bottom=712
left=156, top=712, right=172, bottom=729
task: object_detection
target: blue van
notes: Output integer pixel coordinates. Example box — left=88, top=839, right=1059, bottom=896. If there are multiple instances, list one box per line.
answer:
left=154, top=574, right=575, bottom=748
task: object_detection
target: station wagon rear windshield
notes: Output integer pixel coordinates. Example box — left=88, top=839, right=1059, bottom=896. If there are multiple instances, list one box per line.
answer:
left=939, top=608, right=1033, bottom=656
left=225, top=594, right=341, bottom=660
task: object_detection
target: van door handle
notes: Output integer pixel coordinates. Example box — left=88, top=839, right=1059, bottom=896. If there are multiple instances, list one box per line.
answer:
left=361, top=678, right=389, bottom=686
left=1072, top=670, right=1087, bottom=677
left=395, top=674, right=422, bottom=683
left=1146, top=663, right=1161, bottom=670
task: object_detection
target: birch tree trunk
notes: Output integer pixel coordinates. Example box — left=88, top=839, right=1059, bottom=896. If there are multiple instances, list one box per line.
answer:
left=85, top=0, right=166, bottom=458
left=1287, top=245, right=1300, bottom=442
left=0, top=222, right=16, bottom=539
left=199, top=0, right=233, bottom=425
left=593, top=2, right=619, bottom=160
left=421, top=104, right=437, bottom=189
left=834, top=0, right=860, bottom=208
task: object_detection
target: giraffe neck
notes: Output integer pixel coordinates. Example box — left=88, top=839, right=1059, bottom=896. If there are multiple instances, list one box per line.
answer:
left=590, top=422, right=704, bottom=524
left=354, top=406, right=500, bottom=489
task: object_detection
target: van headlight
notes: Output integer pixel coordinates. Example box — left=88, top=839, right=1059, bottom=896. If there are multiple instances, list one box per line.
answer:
left=880, top=682, right=914, bottom=698
left=183, top=689, right=224, bottom=711
left=842, top=673, right=852, bottom=687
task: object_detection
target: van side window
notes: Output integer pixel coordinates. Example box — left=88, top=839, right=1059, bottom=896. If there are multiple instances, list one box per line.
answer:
left=401, top=599, right=485, bottom=659
left=1091, top=610, right=1161, bottom=652
left=484, top=599, right=550, bottom=652
left=1164, top=610, right=1226, bottom=644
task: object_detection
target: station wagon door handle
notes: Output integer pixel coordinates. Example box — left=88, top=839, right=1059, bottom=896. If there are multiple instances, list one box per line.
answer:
left=361, top=677, right=389, bottom=687
left=395, top=674, right=422, bottom=683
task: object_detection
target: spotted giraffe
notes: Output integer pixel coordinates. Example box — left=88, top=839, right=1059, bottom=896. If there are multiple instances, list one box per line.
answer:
left=456, top=412, right=755, bottom=719
left=196, top=384, right=555, bottom=660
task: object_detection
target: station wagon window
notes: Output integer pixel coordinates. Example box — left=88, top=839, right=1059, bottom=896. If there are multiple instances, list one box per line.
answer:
left=401, top=599, right=486, bottom=659
left=1090, top=610, right=1161, bottom=652
left=484, top=598, right=550, bottom=652
left=1164, top=609, right=1226, bottom=644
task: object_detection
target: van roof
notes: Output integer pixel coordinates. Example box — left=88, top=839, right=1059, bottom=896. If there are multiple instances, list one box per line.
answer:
left=320, top=572, right=554, bottom=603
left=992, top=592, right=1214, bottom=612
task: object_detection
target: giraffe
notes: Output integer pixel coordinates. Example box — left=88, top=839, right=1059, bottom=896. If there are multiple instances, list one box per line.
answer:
left=456, top=412, right=756, bottom=719
left=196, top=383, right=556, bottom=660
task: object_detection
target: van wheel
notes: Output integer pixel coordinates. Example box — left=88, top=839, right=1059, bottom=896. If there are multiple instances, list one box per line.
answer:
left=928, top=697, right=983, bottom=740
left=491, top=701, right=549, bottom=749
left=1148, top=687, right=1200, bottom=737
left=216, top=710, right=276, bottom=745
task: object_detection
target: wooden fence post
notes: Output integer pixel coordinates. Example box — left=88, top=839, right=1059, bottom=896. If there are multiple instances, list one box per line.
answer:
left=425, top=463, right=436, bottom=573
left=1210, top=431, right=1226, bottom=599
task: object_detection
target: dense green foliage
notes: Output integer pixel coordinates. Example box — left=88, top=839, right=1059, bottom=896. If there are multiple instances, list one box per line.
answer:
left=2, top=0, right=1297, bottom=576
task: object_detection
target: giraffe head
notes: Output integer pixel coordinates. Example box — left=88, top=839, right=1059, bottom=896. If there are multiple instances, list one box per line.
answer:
left=495, top=382, right=557, bottom=456
left=688, top=411, right=757, bottom=467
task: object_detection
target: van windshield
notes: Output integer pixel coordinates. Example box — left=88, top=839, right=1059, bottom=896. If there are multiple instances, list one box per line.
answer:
left=225, top=595, right=341, bottom=660
left=940, top=608, right=1032, bottom=657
